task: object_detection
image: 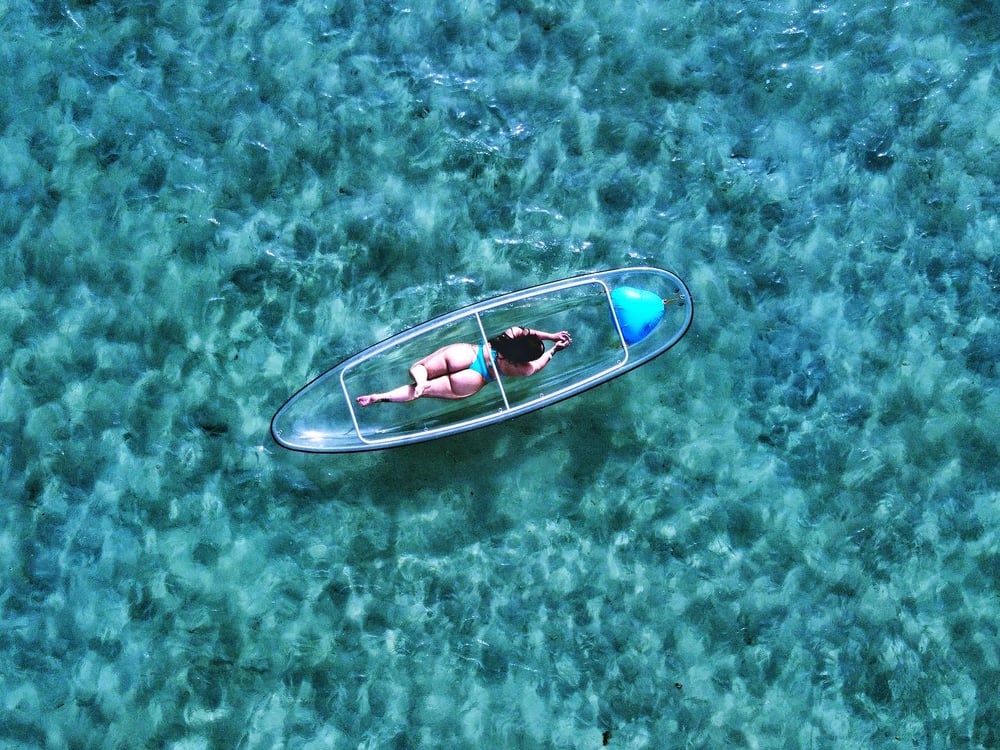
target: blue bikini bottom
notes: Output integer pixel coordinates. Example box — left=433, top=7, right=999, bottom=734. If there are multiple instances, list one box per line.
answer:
left=469, top=344, right=497, bottom=381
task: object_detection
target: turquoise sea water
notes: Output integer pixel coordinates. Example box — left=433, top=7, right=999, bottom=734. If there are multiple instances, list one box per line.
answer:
left=2, top=0, right=999, bottom=746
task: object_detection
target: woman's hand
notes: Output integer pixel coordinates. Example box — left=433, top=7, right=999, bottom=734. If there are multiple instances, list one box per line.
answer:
left=552, top=331, right=572, bottom=351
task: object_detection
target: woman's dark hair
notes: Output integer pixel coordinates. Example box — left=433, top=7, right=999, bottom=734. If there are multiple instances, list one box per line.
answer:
left=489, top=330, right=544, bottom=363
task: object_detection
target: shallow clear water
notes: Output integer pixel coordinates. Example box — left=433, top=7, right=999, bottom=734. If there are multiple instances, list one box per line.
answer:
left=2, top=0, right=999, bottom=746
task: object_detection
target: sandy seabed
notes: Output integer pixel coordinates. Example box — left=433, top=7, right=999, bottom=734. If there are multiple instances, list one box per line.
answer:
left=2, top=0, right=999, bottom=747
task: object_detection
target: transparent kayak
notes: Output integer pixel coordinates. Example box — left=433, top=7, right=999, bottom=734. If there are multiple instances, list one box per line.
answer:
left=270, top=267, right=693, bottom=453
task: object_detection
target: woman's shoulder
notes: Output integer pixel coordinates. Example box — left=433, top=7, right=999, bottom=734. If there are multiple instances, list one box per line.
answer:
left=498, top=358, right=533, bottom=376
left=503, top=325, right=531, bottom=338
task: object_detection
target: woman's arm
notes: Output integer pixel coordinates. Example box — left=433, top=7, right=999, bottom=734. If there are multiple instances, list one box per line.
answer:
left=517, top=335, right=573, bottom=375
left=521, top=327, right=571, bottom=343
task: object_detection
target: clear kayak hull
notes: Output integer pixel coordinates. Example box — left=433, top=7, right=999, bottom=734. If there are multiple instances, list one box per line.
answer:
left=270, top=267, right=693, bottom=453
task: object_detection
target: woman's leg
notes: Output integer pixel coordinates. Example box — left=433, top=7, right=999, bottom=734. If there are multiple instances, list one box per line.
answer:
left=356, top=369, right=486, bottom=406
left=356, top=344, right=483, bottom=406
left=411, top=343, right=477, bottom=380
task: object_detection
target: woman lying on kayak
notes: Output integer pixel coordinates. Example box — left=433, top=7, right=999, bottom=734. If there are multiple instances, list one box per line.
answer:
left=355, top=326, right=572, bottom=406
